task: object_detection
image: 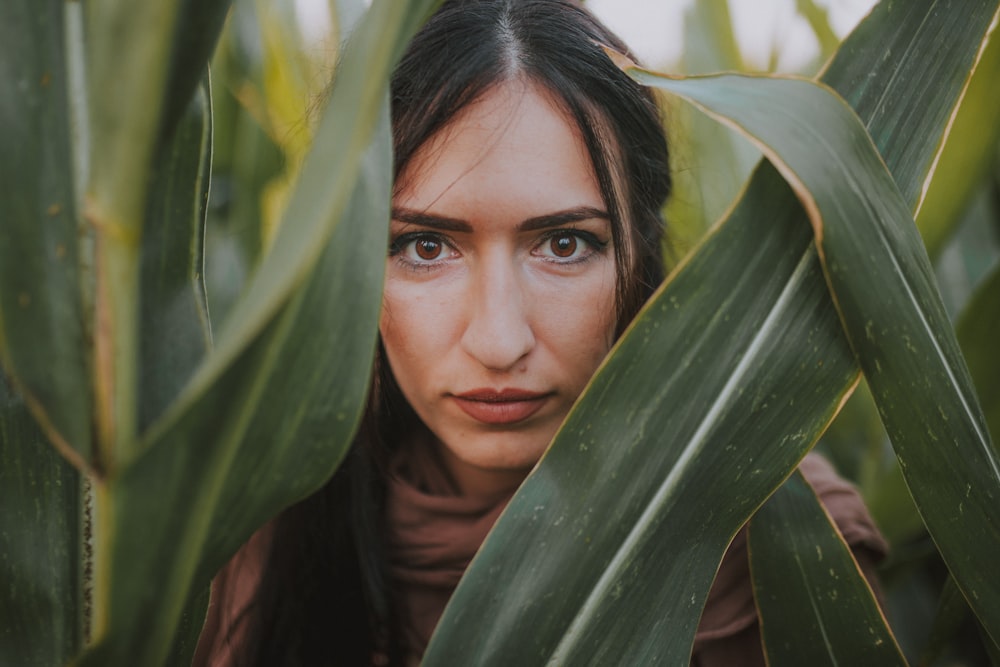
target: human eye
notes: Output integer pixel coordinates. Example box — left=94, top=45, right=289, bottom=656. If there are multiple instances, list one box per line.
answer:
left=388, top=231, right=458, bottom=268
left=533, top=229, right=607, bottom=264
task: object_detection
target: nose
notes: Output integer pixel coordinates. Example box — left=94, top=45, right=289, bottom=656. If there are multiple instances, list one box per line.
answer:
left=460, top=257, right=535, bottom=372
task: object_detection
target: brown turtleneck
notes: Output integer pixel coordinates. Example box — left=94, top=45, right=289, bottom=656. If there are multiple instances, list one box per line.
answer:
left=196, top=450, right=887, bottom=666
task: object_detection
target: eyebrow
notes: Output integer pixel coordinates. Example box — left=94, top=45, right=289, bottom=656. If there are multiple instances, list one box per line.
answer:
left=391, top=206, right=610, bottom=233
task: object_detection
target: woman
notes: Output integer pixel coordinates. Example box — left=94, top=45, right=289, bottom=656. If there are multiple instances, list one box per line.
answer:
left=196, top=1, right=887, bottom=665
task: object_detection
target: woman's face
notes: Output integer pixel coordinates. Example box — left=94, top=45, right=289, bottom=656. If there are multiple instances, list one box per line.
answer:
left=381, top=80, right=618, bottom=496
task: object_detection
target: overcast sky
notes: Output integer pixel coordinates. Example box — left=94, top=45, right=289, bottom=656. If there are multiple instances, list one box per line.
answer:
left=586, top=0, right=878, bottom=69
left=297, top=0, right=880, bottom=72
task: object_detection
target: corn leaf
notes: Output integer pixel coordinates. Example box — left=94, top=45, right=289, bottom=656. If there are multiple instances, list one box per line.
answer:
left=748, top=472, right=905, bottom=665
left=0, top=373, right=83, bottom=666
left=139, top=79, right=213, bottom=433
left=0, top=0, right=92, bottom=471
left=629, top=59, right=1000, bottom=637
left=957, top=263, right=1000, bottom=441
left=915, top=26, right=1000, bottom=259
left=425, top=160, right=857, bottom=665
left=427, top=1, right=999, bottom=663
left=77, top=1, right=443, bottom=662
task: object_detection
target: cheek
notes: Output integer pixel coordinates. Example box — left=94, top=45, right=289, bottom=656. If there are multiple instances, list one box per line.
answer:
left=537, top=267, right=618, bottom=377
left=379, top=279, right=457, bottom=387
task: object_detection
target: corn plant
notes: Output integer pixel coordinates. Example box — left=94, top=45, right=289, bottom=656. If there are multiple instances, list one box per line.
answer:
left=1, top=1, right=998, bottom=666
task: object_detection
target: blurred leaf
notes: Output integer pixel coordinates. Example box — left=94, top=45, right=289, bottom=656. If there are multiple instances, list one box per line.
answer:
left=79, top=1, right=445, bottom=662
left=85, top=0, right=195, bottom=459
left=665, top=0, right=760, bottom=265
left=146, top=0, right=440, bottom=458
left=80, top=106, right=393, bottom=666
left=157, top=0, right=231, bottom=145
left=749, top=472, right=904, bottom=666
left=867, top=459, right=926, bottom=547
left=795, top=0, right=840, bottom=59
left=140, top=77, right=213, bottom=433
left=428, top=1, right=999, bottom=663
left=682, top=0, right=743, bottom=73
left=957, top=263, right=1000, bottom=442
left=0, top=371, right=83, bottom=666
left=206, top=22, right=286, bottom=300
left=0, top=0, right=92, bottom=470
left=916, top=26, right=1000, bottom=259
left=332, top=0, right=367, bottom=39
left=918, top=575, right=973, bottom=667
left=254, top=0, right=328, bottom=250
left=164, top=580, right=212, bottom=667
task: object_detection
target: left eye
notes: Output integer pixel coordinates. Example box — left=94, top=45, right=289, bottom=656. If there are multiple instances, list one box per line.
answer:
left=535, top=231, right=595, bottom=261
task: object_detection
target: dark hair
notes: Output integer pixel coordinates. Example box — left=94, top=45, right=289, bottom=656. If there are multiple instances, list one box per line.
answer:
left=236, top=2, right=670, bottom=664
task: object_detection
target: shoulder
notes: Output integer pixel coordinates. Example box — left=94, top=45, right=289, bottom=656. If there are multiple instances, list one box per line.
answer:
left=192, top=522, right=276, bottom=667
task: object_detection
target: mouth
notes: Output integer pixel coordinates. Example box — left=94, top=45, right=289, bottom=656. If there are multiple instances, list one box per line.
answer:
left=451, top=389, right=552, bottom=425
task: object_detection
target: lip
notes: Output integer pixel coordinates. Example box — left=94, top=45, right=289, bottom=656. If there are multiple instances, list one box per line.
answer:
left=451, top=388, right=551, bottom=425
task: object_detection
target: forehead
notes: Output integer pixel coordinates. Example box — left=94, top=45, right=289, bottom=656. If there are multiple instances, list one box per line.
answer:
left=393, top=80, right=604, bottom=221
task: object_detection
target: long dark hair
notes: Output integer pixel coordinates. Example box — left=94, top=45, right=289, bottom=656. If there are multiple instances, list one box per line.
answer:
left=237, top=2, right=670, bottom=664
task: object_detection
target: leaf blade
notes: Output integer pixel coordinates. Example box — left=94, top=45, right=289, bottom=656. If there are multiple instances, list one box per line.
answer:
left=0, top=0, right=93, bottom=469
left=427, top=0, right=1000, bottom=662
left=749, top=472, right=905, bottom=666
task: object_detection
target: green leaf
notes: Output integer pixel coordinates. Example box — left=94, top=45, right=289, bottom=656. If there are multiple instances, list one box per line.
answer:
left=140, top=77, right=213, bottom=433
left=144, top=0, right=440, bottom=464
left=749, top=472, right=905, bottom=665
left=794, top=0, right=840, bottom=59
left=157, top=0, right=232, bottom=146
left=78, top=2, right=439, bottom=661
left=915, top=25, right=1000, bottom=259
left=665, top=0, right=760, bottom=262
left=428, top=0, right=998, bottom=663
left=86, top=0, right=190, bottom=460
left=0, top=372, right=83, bottom=666
left=426, top=161, right=857, bottom=665
left=80, top=107, right=391, bottom=665
left=917, top=575, right=975, bottom=667
left=631, top=62, right=1000, bottom=644
left=957, top=263, right=1000, bottom=442
left=0, top=0, right=93, bottom=470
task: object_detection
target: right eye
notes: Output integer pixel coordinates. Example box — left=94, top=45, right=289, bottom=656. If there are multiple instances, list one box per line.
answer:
left=389, top=232, right=458, bottom=267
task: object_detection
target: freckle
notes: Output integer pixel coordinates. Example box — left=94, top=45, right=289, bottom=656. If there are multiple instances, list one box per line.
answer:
left=55, top=244, right=67, bottom=259
left=18, top=293, right=31, bottom=307
left=47, top=203, right=61, bottom=216
left=41, top=72, right=51, bottom=87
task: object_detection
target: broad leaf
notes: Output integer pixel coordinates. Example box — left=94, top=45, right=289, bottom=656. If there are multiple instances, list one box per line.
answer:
left=629, top=61, right=1000, bottom=638
left=0, top=0, right=92, bottom=470
left=81, top=105, right=391, bottom=665
left=427, top=0, right=999, bottom=663
left=748, top=472, right=904, bottom=665
left=158, top=0, right=232, bottom=146
left=145, top=0, right=442, bottom=461
left=140, top=78, right=213, bottom=433
left=915, top=26, right=1000, bottom=259
left=425, top=161, right=857, bottom=665
left=0, top=373, right=83, bottom=666
left=957, top=263, right=1000, bottom=441
left=79, top=2, right=441, bottom=662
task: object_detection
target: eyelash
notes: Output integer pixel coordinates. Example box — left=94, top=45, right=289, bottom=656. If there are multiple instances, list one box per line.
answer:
left=387, top=228, right=609, bottom=271
left=388, top=232, right=455, bottom=271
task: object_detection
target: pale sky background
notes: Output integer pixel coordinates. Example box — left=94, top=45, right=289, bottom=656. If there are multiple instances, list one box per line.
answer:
left=586, top=0, right=878, bottom=69
left=297, top=0, right=880, bottom=71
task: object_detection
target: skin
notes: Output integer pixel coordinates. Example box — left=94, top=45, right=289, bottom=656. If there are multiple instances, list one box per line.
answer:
left=381, top=79, right=618, bottom=497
